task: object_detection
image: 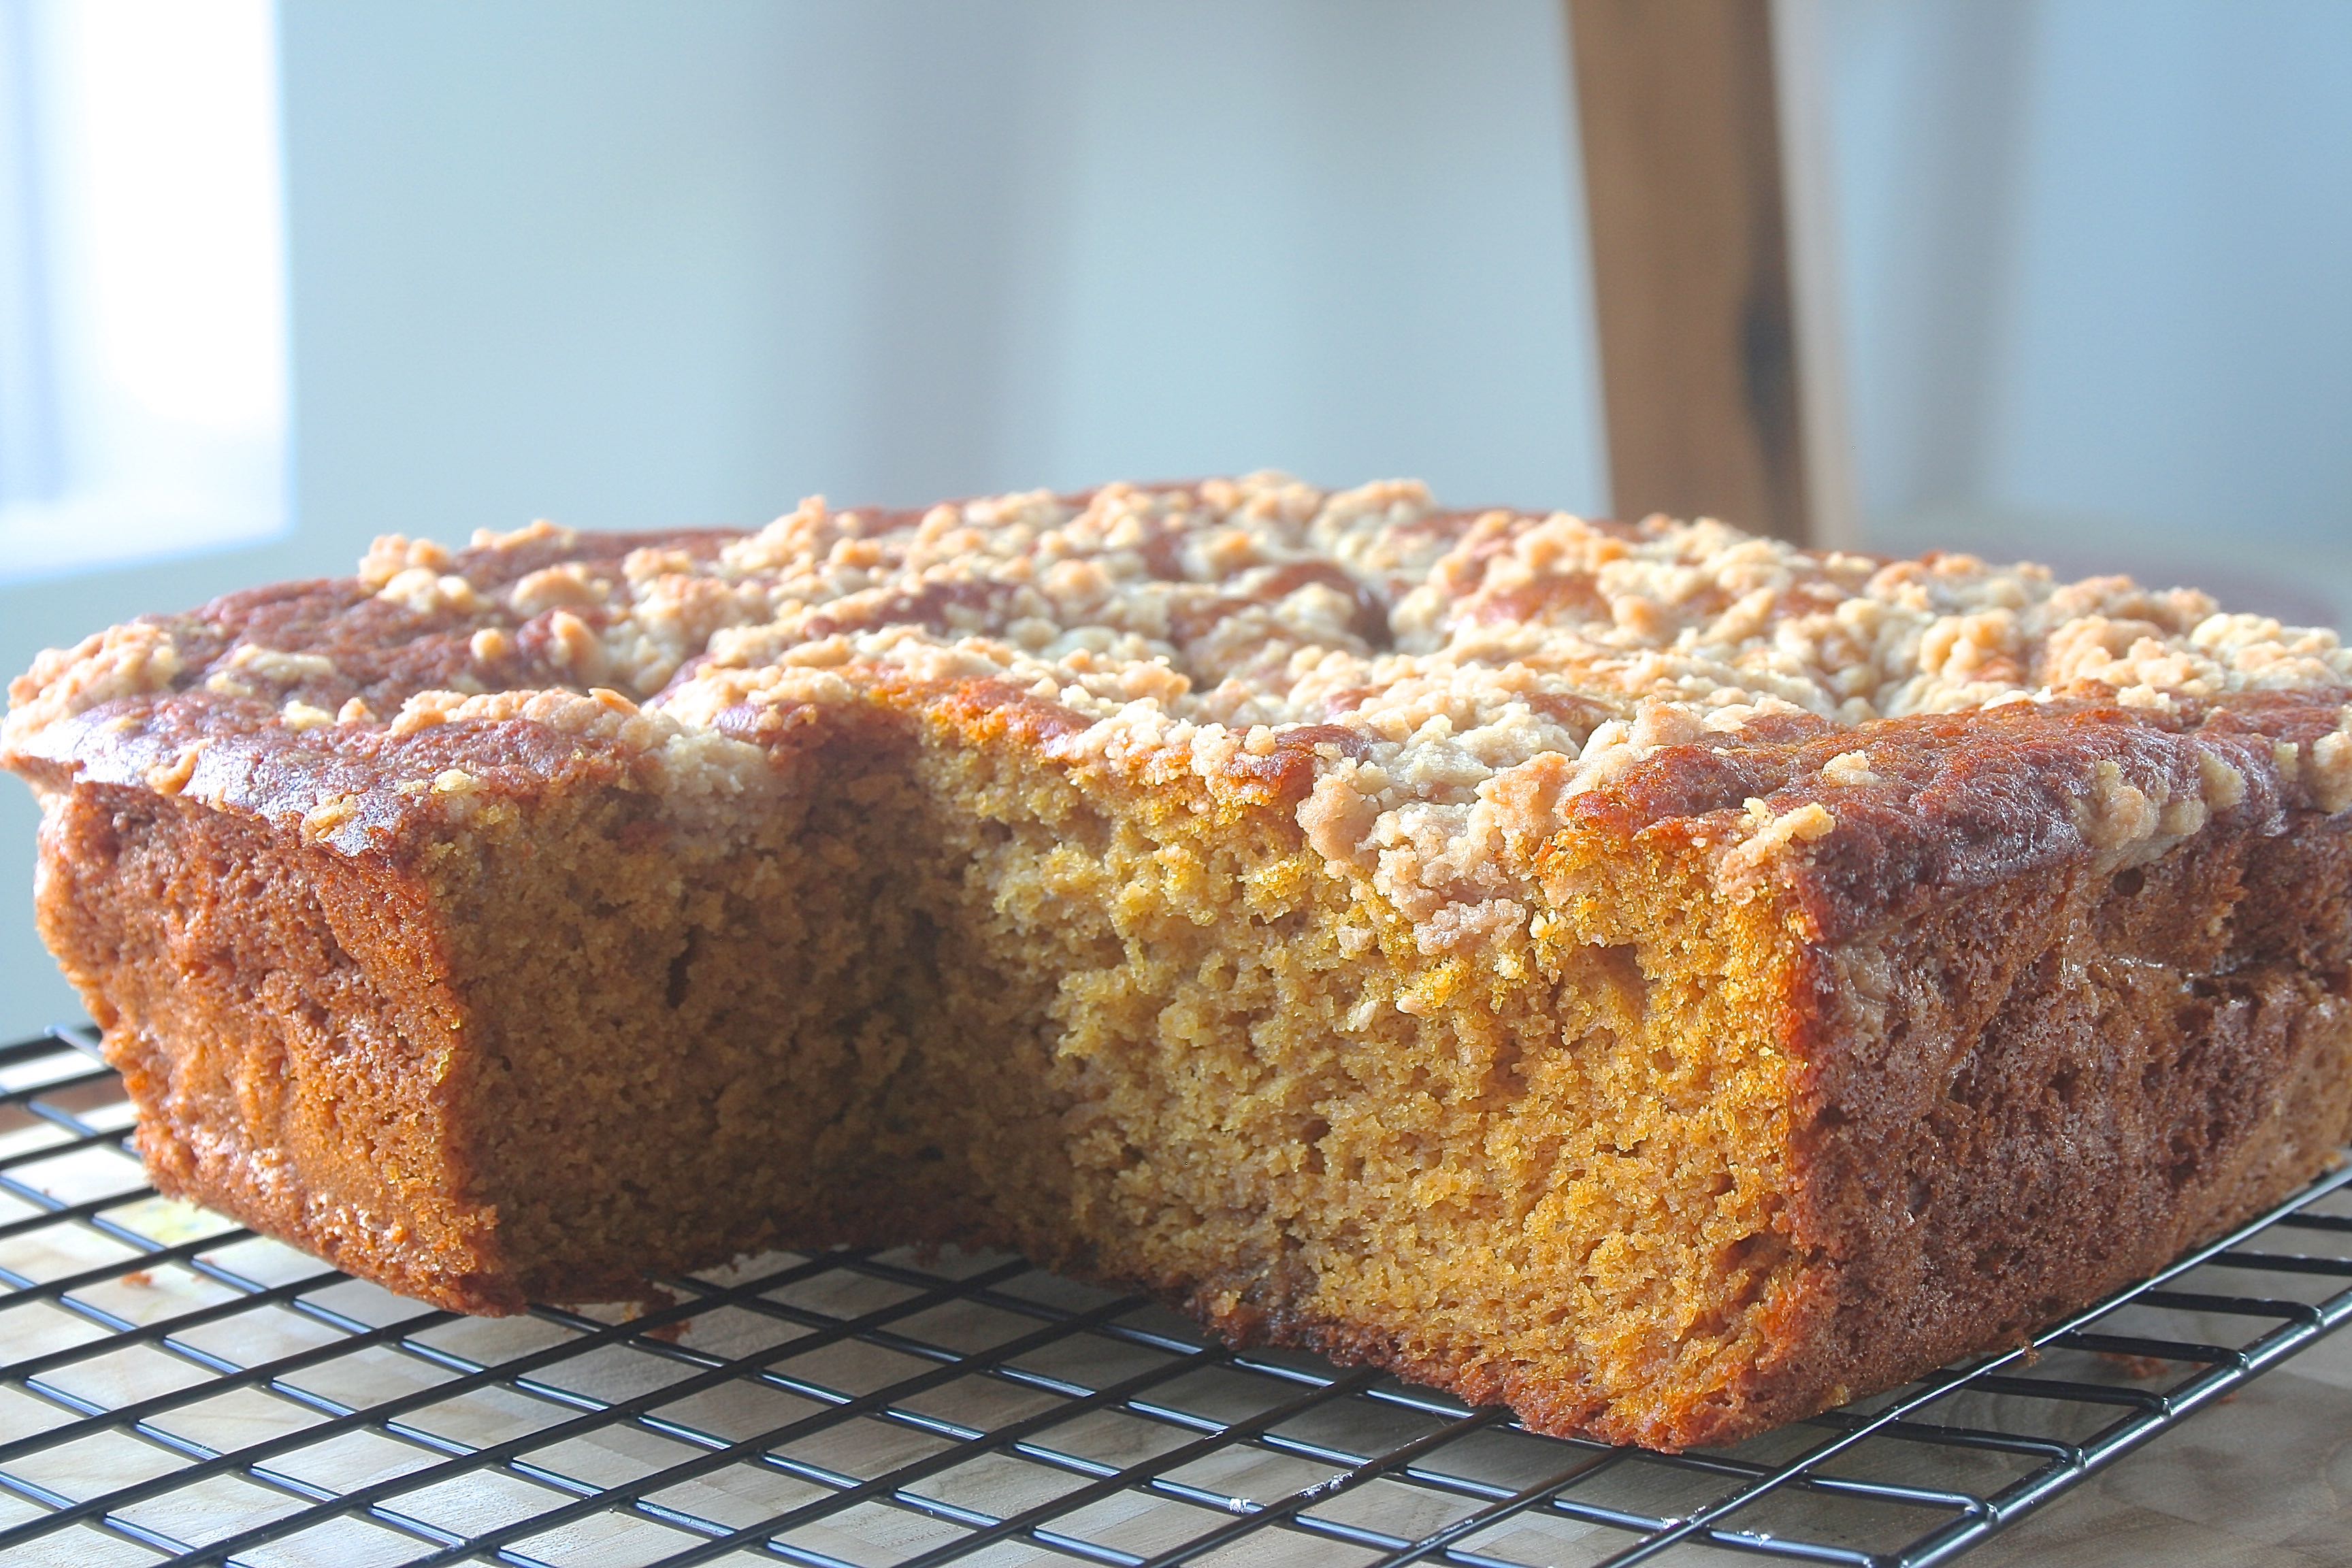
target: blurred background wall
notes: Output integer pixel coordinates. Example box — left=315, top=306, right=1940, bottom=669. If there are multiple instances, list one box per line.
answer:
left=1829, top=0, right=2352, bottom=620
left=3, top=0, right=2350, bottom=1035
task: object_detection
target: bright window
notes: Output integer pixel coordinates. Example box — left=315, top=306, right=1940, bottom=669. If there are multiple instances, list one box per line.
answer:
left=0, top=0, right=289, bottom=584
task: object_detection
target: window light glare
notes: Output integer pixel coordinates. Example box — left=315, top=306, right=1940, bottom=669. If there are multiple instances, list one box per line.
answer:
left=63, top=0, right=285, bottom=437
left=0, top=0, right=289, bottom=584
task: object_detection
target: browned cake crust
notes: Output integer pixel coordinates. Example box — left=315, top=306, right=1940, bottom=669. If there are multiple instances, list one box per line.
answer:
left=8, top=479, right=2352, bottom=1450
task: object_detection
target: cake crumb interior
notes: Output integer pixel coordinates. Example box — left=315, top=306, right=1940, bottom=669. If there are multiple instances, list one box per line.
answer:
left=410, top=695, right=1806, bottom=1440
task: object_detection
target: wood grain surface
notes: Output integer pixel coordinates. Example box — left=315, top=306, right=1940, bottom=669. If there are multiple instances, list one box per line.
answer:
left=1569, top=0, right=1812, bottom=542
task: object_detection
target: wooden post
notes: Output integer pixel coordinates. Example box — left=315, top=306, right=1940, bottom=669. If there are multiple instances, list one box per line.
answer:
left=1569, top=0, right=1838, bottom=544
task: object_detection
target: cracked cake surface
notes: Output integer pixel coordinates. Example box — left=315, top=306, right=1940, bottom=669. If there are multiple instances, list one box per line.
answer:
left=8, top=475, right=2352, bottom=1450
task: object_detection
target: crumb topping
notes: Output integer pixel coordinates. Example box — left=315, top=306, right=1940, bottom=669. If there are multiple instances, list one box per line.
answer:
left=1719, top=800, right=1840, bottom=902
left=1818, top=751, right=1880, bottom=789
left=10, top=475, right=2351, bottom=943
left=7, top=621, right=186, bottom=748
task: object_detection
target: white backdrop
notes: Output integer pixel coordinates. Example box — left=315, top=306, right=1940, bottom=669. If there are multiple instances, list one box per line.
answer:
left=1829, top=0, right=2352, bottom=621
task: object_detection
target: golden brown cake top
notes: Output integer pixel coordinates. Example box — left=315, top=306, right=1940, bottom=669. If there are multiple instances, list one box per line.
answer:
left=9, top=476, right=2352, bottom=945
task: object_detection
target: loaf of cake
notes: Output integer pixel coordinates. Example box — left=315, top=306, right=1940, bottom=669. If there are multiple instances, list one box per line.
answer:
left=7, top=477, right=2351, bottom=1450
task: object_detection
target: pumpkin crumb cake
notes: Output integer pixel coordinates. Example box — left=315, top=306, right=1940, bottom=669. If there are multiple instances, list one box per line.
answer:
left=7, top=476, right=2352, bottom=1451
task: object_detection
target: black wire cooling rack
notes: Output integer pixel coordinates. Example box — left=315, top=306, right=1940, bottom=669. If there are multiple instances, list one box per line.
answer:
left=0, top=1024, right=2348, bottom=1567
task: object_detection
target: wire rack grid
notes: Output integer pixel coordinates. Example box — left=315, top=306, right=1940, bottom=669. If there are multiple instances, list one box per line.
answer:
left=0, top=1024, right=2347, bottom=1568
